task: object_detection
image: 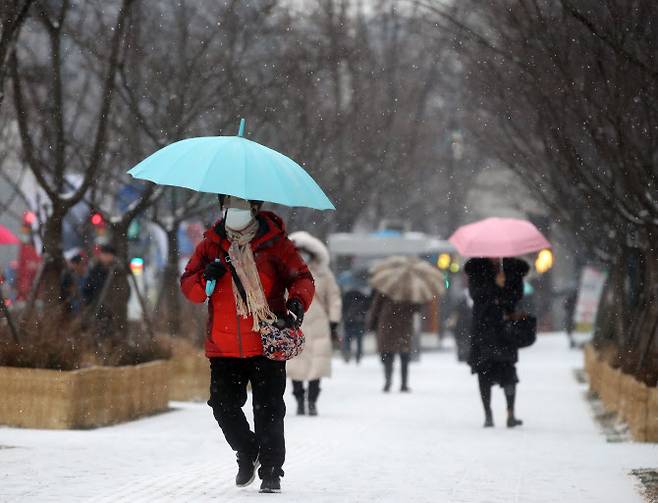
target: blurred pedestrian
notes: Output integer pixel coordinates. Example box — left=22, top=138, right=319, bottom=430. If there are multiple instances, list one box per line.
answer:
left=180, top=195, right=314, bottom=494
left=464, top=257, right=529, bottom=428
left=82, top=244, right=130, bottom=338
left=60, top=253, right=87, bottom=315
left=446, top=288, right=473, bottom=362
left=368, top=291, right=420, bottom=392
left=287, top=231, right=342, bottom=417
left=341, top=288, right=370, bottom=364
left=563, top=289, right=578, bottom=348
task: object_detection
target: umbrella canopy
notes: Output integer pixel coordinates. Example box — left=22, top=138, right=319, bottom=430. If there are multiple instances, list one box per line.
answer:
left=369, top=256, right=445, bottom=304
left=0, top=224, right=20, bottom=245
left=448, top=217, right=550, bottom=257
left=127, top=119, right=334, bottom=210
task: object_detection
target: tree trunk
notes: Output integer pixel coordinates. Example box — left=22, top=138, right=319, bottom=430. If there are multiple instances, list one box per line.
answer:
left=108, top=224, right=130, bottom=339
left=163, top=227, right=182, bottom=336
left=38, top=210, right=66, bottom=308
left=627, top=249, right=658, bottom=385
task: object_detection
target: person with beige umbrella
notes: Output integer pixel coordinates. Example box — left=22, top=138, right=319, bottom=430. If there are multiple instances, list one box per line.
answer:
left=367, top=256, right=445, bottom=392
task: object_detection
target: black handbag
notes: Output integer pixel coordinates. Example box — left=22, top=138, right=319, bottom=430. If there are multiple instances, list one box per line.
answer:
left=503, top=315, right=537, bottom=348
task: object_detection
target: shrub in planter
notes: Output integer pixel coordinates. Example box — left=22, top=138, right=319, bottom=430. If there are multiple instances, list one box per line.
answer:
left=0, top=313, right=171, bottom=429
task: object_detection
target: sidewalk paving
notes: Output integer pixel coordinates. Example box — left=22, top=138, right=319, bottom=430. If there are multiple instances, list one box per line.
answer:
left=1, top=333, right=655, bottom=502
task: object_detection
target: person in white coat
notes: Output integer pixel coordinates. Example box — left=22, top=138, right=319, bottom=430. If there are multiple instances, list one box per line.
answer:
left=287, top=231, right=342, bottom=416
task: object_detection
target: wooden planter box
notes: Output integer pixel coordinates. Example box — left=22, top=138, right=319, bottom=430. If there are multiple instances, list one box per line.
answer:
left=0, top=360, right=169, bottom=429
left=583, top=344, right=658, bottom=443
left=599, top=365, right=622, bottom=413
left=168, top=351, right=209, bottom=402
left=648, top=387, right=658, bottom=442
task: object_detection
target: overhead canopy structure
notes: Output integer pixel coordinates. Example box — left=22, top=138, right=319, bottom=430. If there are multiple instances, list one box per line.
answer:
left=328, top=232, right=455, bottom=258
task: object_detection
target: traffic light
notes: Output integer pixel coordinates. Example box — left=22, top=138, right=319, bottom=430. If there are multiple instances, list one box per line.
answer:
left=437, top=253, right=451, bottom=270
left=23, top=211, right=36, bottom=225
left=127, top=219, right=141, bottom=241
left=90, top=212, right=106, bottom=238
left=129, top=257, right=144, bottom=275
left=535, top=249, right=554, bottom=274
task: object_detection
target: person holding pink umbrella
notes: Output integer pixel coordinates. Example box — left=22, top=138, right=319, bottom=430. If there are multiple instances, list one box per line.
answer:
left=464, top=257, right=529, bottom=428
left=450, top=218, right=549, bottom=428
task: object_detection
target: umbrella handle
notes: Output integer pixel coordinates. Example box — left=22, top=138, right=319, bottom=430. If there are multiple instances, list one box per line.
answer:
left=205, top=259, right=221, bottom=297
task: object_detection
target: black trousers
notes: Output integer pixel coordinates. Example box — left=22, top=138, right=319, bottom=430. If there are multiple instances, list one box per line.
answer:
left=208, top=356, right=286, bottom=473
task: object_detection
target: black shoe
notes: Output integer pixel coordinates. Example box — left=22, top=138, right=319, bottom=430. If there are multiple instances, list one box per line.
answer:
left=484, top=411, right=494, bottom=428
left=308, top=402, right=317, bottom=416
left=295, top=397, right=305, bottom=416
left=400, top=385, right=411, bottom=393
left=259, top=468, right=282, bottom=493
left=507, top=416, right=523, bottom=428
left=236, top=452, right=259, bottom=487
left=383, top=381, right=391, bottom=393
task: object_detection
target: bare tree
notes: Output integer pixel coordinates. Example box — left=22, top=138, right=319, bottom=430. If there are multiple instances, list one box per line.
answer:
left=0, top=0, right=35, bottom=109
left=423, top=0, right=658, bottom=383
left=9, top=0, right=137, bottom=310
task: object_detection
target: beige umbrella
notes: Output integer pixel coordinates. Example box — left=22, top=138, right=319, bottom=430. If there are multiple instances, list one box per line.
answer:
left=369, top=256, right=445, bottom=303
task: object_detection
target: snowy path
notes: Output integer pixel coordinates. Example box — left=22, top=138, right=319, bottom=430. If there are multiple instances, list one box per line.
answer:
left=1, top=334, right=655, bottom=502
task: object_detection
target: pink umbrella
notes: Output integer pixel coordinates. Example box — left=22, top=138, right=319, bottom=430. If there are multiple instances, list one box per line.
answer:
left=449, top=217, right=551, bottom=257
left=0, top=224, right=20, bottom=245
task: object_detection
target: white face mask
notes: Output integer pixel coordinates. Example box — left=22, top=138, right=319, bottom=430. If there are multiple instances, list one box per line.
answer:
left=224, top=207, right=254, bottom=230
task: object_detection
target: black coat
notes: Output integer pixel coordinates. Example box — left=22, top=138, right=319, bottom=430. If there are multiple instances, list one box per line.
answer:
left=465, top=258, right=529, bottom=373
left=342, top=290, right=370, bottom=329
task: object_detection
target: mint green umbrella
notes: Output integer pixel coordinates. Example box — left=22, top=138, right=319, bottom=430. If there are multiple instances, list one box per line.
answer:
left=127, top=119, right=335, bottom=210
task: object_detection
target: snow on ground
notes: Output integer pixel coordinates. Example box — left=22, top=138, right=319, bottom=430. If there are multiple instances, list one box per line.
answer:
left=0, top=333, right=655, bottom=502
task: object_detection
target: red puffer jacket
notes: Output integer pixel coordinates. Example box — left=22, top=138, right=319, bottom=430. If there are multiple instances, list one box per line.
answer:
left=180, top=211, right=315, bottom=358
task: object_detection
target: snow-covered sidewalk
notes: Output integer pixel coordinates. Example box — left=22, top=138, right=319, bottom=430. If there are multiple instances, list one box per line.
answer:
left=1, top=334, right=655, bottom=502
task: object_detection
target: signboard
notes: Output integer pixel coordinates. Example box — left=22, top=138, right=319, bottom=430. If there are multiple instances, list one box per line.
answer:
left=574, top=266, right=607, bottom=334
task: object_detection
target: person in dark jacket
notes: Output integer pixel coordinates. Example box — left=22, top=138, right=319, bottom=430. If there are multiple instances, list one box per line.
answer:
left=447, top=288, right=473, bottom=362
left=464, top=257, right=529, bottom=428
left=367, top=291, right=420, bottom=392
left=180, top=195, right=315, bottom=494
left=82, top=244, right=130, bottom=338
left=563, top=289, right=578, bottom=348
left=60, top=254, right=87, bottom=315
left=341, top=288, right=370, bottom=364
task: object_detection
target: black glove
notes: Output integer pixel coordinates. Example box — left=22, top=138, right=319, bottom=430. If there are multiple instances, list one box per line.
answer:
left=203, top=261, right=226, bottom=281
left=286, top=298, right=305, bottom=328
left=330, top=322, right=340, bottom=343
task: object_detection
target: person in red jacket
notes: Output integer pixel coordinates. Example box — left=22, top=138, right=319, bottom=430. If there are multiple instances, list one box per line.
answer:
left=181, top=195, right=314, bottom=494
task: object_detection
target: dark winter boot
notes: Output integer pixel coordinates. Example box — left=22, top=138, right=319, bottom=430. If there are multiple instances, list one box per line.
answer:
left=292, top=381, right=305, bottom=416
left=259, top=467, right=283, bottom=493
left=295, top=394, right=305, bottom=416
left=506, top=413, right=523, bottom=428
left=400, top=352, right=411, bottom=392
left=382, top=353, right=393, bottom=392
left=479, top=375, right=493, bottom=427
left=504, top=385, right=522, bottom=427
left=236, top=452, right=259, bottom=487
left=307, top=380, right=320, bottom=416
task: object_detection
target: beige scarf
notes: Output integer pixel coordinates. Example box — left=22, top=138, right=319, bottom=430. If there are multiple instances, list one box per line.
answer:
left=225, top=220, right=277, bottom=331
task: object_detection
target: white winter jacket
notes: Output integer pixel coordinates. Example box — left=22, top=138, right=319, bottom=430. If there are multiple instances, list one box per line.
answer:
left=286, top=232, right=342, bottom=381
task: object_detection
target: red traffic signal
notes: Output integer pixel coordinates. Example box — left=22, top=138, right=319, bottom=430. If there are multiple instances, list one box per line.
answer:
left=23, top=211, right=36, bottom=225
left=91, top=213, right=104, bottom=226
